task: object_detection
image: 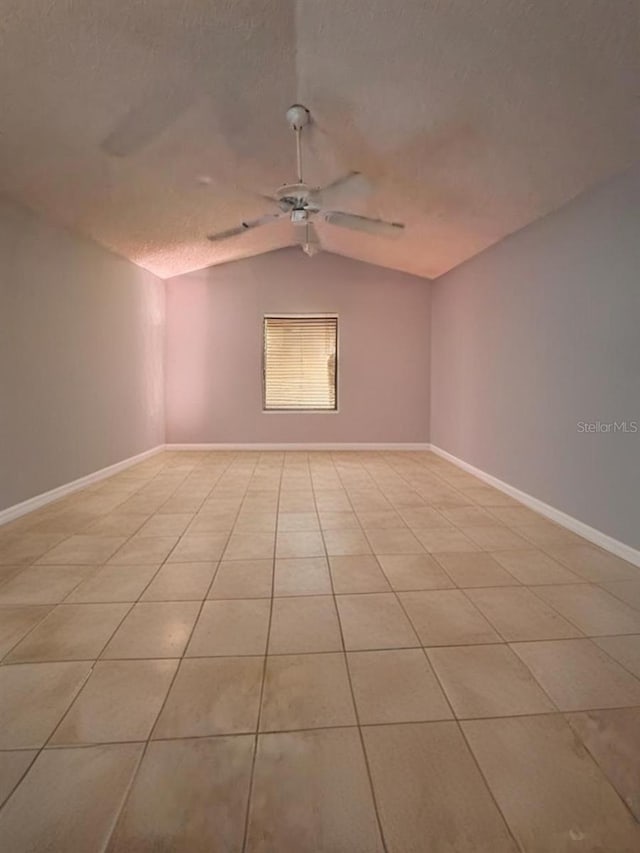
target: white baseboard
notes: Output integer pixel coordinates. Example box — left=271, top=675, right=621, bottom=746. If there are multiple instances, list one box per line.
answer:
left=165, top=442, right=431, bottom=451
left=0, top=445, right=165, bottom=527
left=429, top=444, right=640, bottom=568
left=7, top=440, right=635, bottom=569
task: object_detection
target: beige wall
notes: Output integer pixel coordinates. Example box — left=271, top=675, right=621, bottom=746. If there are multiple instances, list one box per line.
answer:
left=0, top=199, right=164, bottom=511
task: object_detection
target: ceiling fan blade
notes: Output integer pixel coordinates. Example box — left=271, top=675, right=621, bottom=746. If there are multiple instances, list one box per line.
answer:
left=310, top=171, right=371, bottom=208
left=207, top=212, right=286, bottom=242
left=323, top=211, right=405, bottom=239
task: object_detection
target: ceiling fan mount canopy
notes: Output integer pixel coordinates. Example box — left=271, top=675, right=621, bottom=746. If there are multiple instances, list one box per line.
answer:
left=206, top=104, right=406, bottom=250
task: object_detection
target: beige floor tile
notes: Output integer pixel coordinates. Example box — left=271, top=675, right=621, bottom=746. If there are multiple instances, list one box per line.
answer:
left=4, top=452, right=638, bottom=849
left=160, top=497, right=205, bottom=514
left=141, top=561, right=217, bottom=600
left=546, top=544, right=640, bottom=582
left=0, top=661, right=91, bottom=748
left=322, top=528, right=372, bottom=556
left=594, top=634, right=640, bottom=678
left=348, top=648, right=452, bottom=723
left=329, top=555, right=391, bottom=593
left=0, top=751, right=36, bottom=807
left=0, top=565, right=93, bottom=604
left=362, top=722, right=517, bottom=853
left=0, top=533, right=68, bottom=565
left=6, top=603, right=129, bottom=662
left=153, top=657, right=263, bottom=737
left=460, top=485, right=518, bottom=507
left=187, top=599, right=270, bottom=656
left=442, top=506, right=503, bottom=527
left=66, top=564, right=158, bottom=603
left=487, top=506, right=546, bottom=526
left=223, top=532, right=275, bottom=561
left=365, top=527, right=425, bottom=555
left=401, top=507, right=454, bottom=528
left=136, top=513, right=193, bottom=537
left=413, top=527, right=479, bottom=553
left=491, top=549, right=581, bottom=584
left=51, top=659, right=178, bottom=744
left=278, top=492, right=316, bottom=513
left=260, top=652, right=356, bottom=731
left=0, top=565, right=22, bottom=586
left=534, top=584, right=640, bottom=635
left=516, top=521, right=583, bottom=547
left=107, top=735, right=254, bottom=853
left=234, top=512, right=277, bottom=532
left=385, top=490, right=426, bottom=509
left=0, top=605, right=52, bottom=657
left=512, top=639, right=640, bottom=710
left=318, top=511, right=359, bottom=530
left=462, top=715, right=640, bottom=852
left=269, top=595, right=342, bottom=654
left=28, top=510, right=100, bottom=535
left=207, top=559, right=271, bottom=599
left=466, top=586, right=582, bottom=641
left=336, top=592, right=419, bottom=650
left=566, top=707, right=640, bottom=821
left=277, top=512, right=319, bottom=531
left=242, top=497, right=278, bottom=514
left=103, top=601, right=200, bottom=659
left=357, top=510, right=406, bottom=529
left=314, top=490, right=353, bottom=513
left=350, top=497, right=392, bottom=515
left=187, top=511, right=236, bottom=533
left=273, top=557, right=332, bottom=596
left=0, top=743, right=142, bottom=852
left=376, top=553, right=454, bottom=590
left=461, top=525, right=531, bottom=551
left=246, top=728, right=384, bottom=853
left=427, top=644, right=556, bottom=718
left=434, top=552, right=520, bottom=587
left=600, top=579, right=640, bottom=611
left=109, top=535, right=179, bottom=565
left=399, top=589, right=501, bottom=646
left=276, top=530, right=325, bottom=558
left=85, top=512, right=149, bottom=536
left=36, top=535, right=127, bottom=565
left=167, top=532, right=229, bottom=562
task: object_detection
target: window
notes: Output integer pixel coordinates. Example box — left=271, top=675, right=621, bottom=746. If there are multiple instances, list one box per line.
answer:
left=263, top=315, right=338, bottom=411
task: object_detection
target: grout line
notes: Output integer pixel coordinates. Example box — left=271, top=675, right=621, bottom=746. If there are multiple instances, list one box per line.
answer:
left=0, top=455, right=234, bottom=828
left=345, top=452, right=527, bottom=851
left=240, top=452, right=283, bottom=853
left=1, top=449, right=639, bottom=839
left=4, top=703, right=640, bottom=757
left=97, top=452, right=242, bottom=848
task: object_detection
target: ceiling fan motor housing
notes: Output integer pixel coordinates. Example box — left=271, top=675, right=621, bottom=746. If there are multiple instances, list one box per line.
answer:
left=286, top=104, right=310, bottom=130
left=291, top=208, right=309, bottom=225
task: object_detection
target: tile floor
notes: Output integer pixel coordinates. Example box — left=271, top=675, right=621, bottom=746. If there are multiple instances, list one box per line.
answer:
left=0, top=450, right=639, bottom=852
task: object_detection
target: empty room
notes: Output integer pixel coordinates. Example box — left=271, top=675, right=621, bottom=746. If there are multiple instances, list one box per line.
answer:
left=1, top=1, right=639, bottom=851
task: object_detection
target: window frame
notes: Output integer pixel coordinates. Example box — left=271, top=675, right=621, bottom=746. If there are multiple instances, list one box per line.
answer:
left=262, top=313, right=339, bottom=414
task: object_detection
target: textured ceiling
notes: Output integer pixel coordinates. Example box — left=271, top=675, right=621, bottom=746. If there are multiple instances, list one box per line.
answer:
left=0, top=1, right=638, bottom=279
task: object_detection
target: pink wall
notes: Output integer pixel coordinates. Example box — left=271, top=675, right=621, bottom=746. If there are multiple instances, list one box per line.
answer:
left=165, top=249, right=430, bottom=443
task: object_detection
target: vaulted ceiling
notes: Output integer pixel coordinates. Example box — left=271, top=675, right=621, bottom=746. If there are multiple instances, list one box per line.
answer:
left=1, top=1, right=638, bottom=279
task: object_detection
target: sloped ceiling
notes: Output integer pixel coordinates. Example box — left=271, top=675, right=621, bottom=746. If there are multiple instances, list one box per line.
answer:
left=0, top=1, right=638, bottom=279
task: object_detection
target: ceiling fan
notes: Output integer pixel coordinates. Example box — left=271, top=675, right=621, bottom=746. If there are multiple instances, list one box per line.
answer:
left=206, top=104, right=405, bottom=255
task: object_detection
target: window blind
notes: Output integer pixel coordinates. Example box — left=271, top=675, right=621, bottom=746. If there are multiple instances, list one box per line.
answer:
left=263, top=316, right=337, bottom=411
